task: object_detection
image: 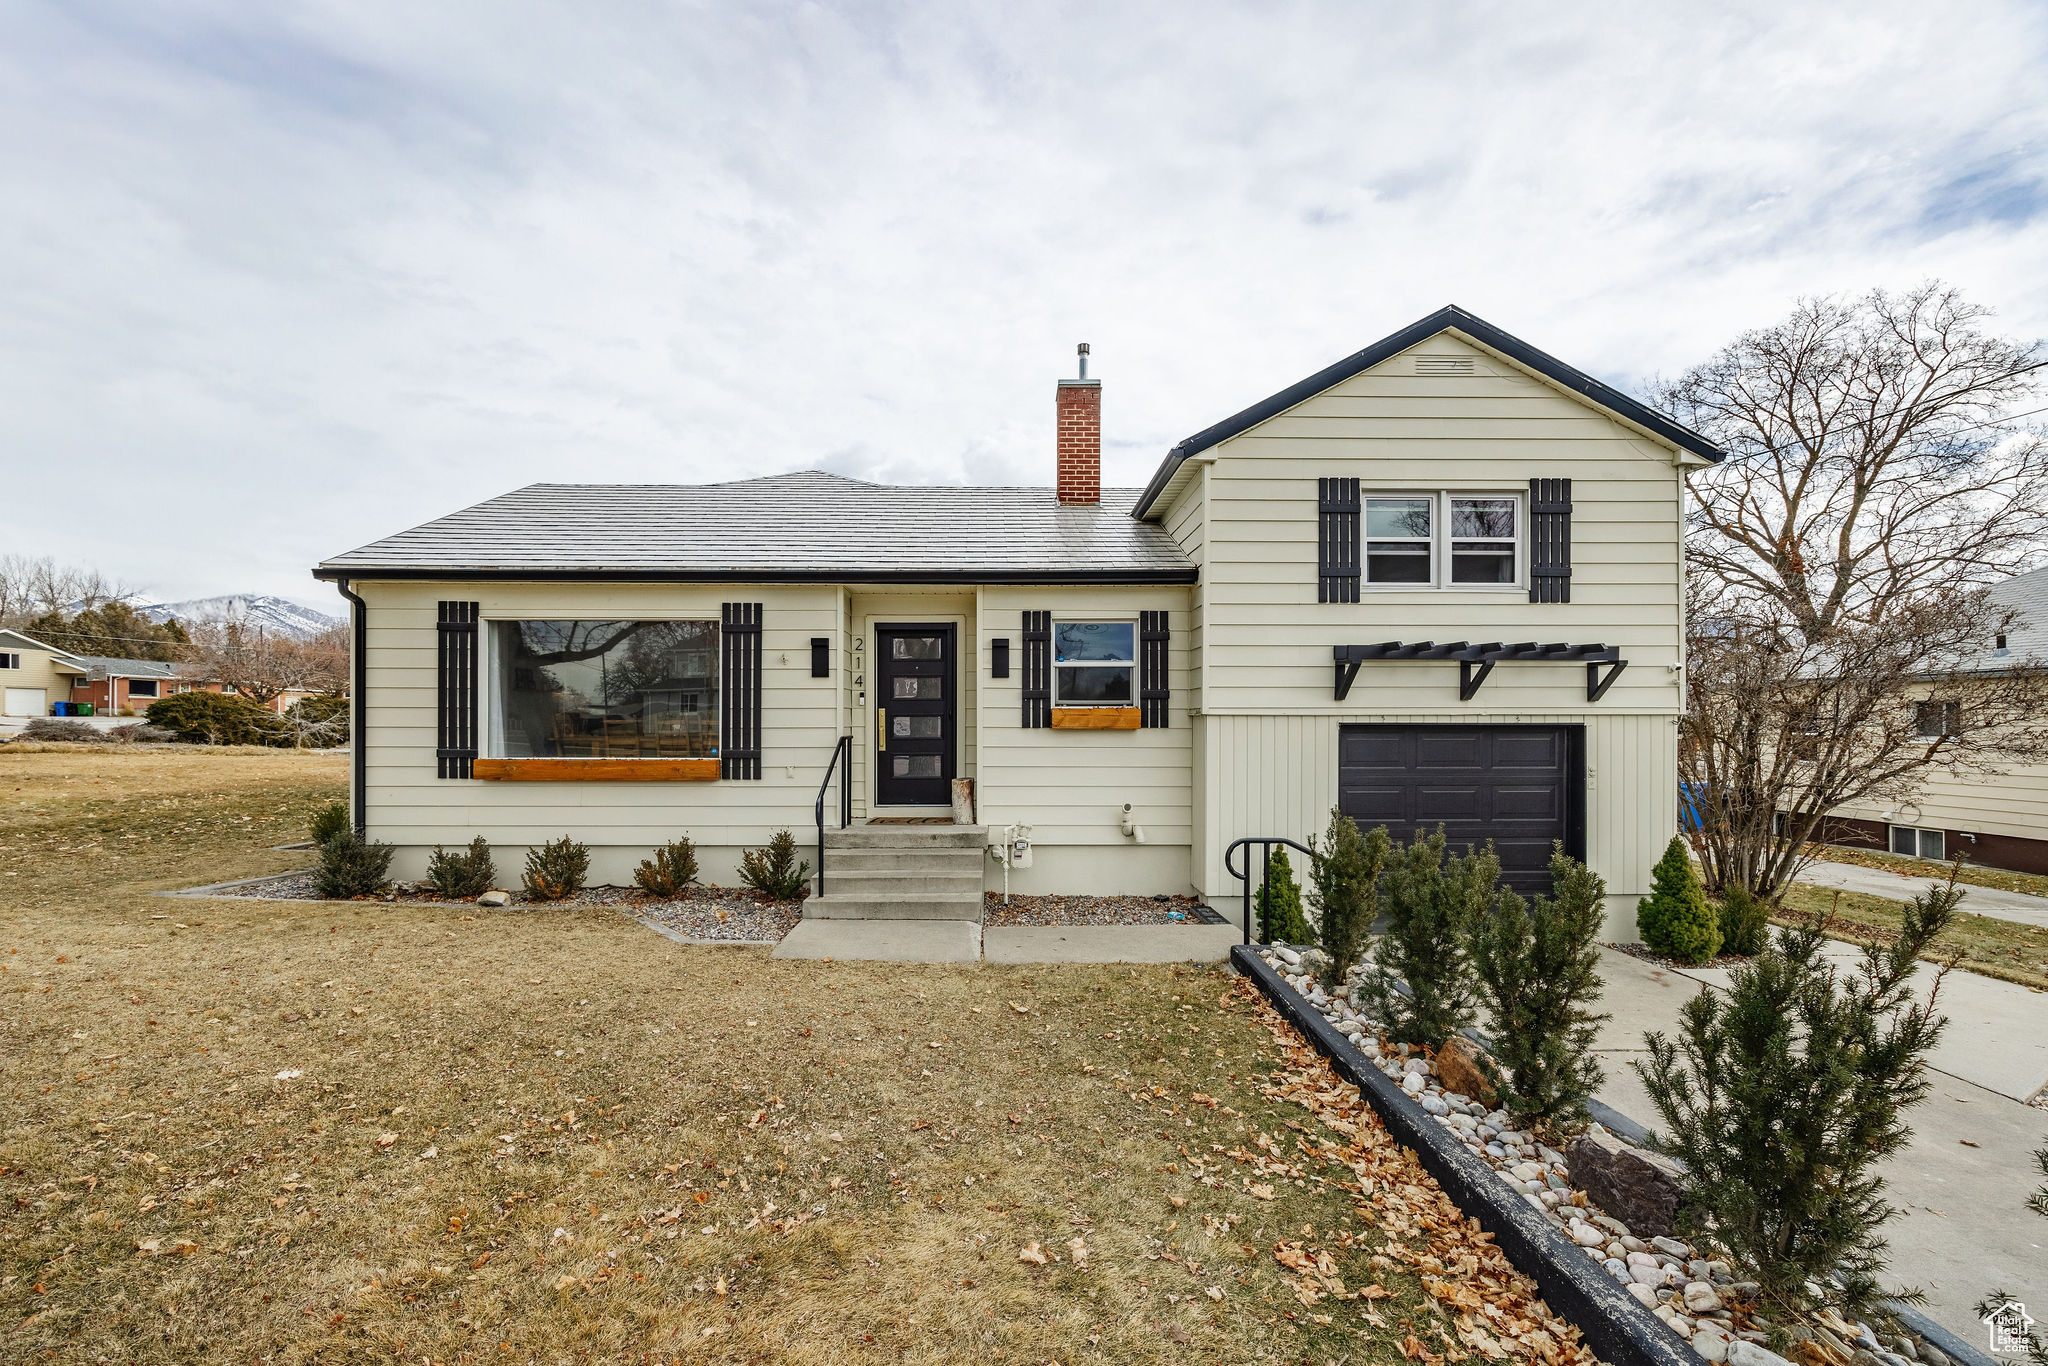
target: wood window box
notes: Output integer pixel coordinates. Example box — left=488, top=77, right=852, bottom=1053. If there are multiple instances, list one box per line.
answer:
left=472, top=758, right=721, bottom=781
left=1050, top=706, right=1141, bottom=731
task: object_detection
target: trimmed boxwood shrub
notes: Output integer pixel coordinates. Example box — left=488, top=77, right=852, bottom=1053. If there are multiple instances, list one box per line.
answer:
left=145, top=692, right=290, bottom=746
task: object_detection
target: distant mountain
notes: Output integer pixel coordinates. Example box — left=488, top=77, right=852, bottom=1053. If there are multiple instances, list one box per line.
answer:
left=139, top=594, right=343, bottom=641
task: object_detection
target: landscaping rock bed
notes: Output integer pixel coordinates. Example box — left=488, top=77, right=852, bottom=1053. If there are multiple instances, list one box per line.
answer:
left=981, top=893, right=1226, bottom=926
left=1257, top=942, right=1960, bottom=1366
left=174, top=871, right=805, bottom=941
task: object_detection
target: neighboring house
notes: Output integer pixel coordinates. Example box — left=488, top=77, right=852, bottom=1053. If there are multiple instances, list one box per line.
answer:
left=67, top=658, right=329, bottom=716
left=314, top=306, right=1720, bottom=935
left=0, top=629, right=88, bottom=717
left=65, top=656, right=191, bottom=715
left=1827, top=565, right=2048, bottom=874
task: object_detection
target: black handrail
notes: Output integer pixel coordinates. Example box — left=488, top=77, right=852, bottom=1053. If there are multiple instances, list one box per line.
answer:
left=814, top=735, right=852, bottom=897
left=1223, top=835, right=1318, bottom=946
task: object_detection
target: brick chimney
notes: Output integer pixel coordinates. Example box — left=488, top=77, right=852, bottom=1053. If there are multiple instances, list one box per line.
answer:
left=1056, top=342, right=1101, bottom=505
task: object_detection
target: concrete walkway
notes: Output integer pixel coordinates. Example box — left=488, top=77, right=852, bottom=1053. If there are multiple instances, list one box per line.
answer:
left=1591, top=946, right=2048, bottom=1343
left=771, top=918, right=1237, bottom=965
left=1795, top=857, right=2048, bottom=930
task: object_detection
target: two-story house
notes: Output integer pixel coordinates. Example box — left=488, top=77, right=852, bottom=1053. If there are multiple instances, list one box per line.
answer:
left=0, top=629, right=89, bottom=717
left=314, top=306, right=1721, bottom=936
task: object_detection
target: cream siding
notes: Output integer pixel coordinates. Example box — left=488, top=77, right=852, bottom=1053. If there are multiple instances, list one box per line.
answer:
left=0, top=639, right=85, bottom=714
left=356, top=579, right=843, bottom=882
left=1835, top=760, right=2048, bottom=846
left=974, top=583, right=1195, bottom=893
left=1158, top=333, right=1688, bottom=934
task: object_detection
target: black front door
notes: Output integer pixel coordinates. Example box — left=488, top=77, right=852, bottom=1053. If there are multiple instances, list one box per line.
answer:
left=876, top=624, right=956, bottom=807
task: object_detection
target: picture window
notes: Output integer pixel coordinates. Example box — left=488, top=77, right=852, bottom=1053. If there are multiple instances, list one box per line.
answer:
left=488, top=619, right=719, bottom=759
left=127, top=679, right=160, bottom=698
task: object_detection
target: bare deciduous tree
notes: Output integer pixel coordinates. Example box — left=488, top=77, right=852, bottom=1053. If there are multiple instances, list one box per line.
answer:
left=1660, top=284, right=2048, bottom=897
left=1662, top=283, right=2048, bottom=641
left=1680, top=580, right=2048, bottom=897
left=0, top=555, right=120, bottom=630
left=180, top=622, right=348, bottom=706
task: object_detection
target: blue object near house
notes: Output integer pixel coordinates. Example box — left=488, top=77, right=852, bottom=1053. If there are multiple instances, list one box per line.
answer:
left=1678, top=782, right=1703, bottom=832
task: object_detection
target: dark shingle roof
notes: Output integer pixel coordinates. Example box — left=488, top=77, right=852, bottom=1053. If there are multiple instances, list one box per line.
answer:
left=1133, top=304, right=1725, bottom=518
left=315, top=471, right=1194, bottom=583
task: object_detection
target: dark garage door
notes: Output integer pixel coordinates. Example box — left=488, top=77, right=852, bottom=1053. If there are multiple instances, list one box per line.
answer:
left=1338, top=724, right=1581, bottom=896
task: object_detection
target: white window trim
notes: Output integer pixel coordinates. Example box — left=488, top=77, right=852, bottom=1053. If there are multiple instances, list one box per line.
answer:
left=1888, top=824, right=1946, bottom=861
left=1360, top=490, right=1525, bottom=592
left=1050, top=619, right=1137, bottom=710
left=0, top=653, right=18, bottom=670
left=483, top=617, right=722, bottom=760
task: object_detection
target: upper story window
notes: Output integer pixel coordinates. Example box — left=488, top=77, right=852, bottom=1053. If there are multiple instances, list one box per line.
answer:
left=1914, top=700, right=1960, bottom=738
left=1362, top=492, right=1522, bottom=589
left=1052, top=622, right=1134, bottom=706
left=489, top=619, right=719, bottom=758
left=0, top=652, right=18, bottom=670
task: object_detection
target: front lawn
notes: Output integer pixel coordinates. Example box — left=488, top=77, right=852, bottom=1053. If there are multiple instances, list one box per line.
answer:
left=1777, top=882, right=2048, bottom=992
left=0, top=747, right=1568, bottom=1364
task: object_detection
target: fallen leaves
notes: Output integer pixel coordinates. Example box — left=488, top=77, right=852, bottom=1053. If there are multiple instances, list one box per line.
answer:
left=1017, top=1242, right=1050, bottom=1266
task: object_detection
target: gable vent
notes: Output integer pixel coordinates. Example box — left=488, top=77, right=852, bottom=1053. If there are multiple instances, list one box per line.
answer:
left=1414, top=355, right=1476, bottom=376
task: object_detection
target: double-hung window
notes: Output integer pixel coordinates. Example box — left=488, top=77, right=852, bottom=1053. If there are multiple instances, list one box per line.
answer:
left=1052, top=622, right=1134, bottom=707
left=0, top=653, right=18, bottom=670
left=1362, top=492, right=1522, bottom=588
left=488, top=619, right=720, bottom=759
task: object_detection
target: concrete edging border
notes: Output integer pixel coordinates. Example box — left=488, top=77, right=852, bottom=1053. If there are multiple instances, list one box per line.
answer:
left=1231, top=944, right=1701, bottom=1366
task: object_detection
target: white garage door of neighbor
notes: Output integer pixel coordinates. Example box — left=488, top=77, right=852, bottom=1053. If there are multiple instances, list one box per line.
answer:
left=4, top=688, right=48, bottom=717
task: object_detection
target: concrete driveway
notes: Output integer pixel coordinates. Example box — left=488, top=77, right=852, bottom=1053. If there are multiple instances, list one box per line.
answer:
left=1591, top=946, right=2047, bottom=1343
left=1795, top=856, right=2048, bottom=931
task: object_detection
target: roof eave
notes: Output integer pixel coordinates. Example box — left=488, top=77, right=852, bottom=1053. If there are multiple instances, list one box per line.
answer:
left=1130, top=305, right=1726, bottom=519
left=313, top=566, right=1199, bottom=586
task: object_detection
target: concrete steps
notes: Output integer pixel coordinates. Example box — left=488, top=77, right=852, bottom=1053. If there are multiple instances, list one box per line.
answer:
left=806, top=823, right=988, bottom=921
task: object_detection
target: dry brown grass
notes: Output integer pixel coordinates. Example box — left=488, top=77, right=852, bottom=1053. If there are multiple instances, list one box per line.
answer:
left=1777, top=882, right=2048, bottom=992
left=0, top=747, right=1470, bottom=1364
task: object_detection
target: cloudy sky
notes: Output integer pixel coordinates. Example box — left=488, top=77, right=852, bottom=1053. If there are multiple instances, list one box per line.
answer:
left=3, top=1, right=2046, bottom=610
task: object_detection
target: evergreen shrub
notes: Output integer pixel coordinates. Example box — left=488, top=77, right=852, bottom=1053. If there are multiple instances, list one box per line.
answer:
left=1255, top=846, right=1312, bottom=945
left=635, top=837, right=701, bottom=899
left=1358, top=826, right=1492, bottom=1047
left=1638, top=837, right=1721, bottom=963
left=523, top=836, right=590, bottom=902
left=739, top=830, right=809, bottom=901
left=313, top=830, right=395, bottom=899
left=145, top=692, right=289, bottom=746
left=1717, top=882, right=1770, bottom=957
left=427, top=836, right=496, bottom=898
left=1469, top=843, right=1610, bottom=1130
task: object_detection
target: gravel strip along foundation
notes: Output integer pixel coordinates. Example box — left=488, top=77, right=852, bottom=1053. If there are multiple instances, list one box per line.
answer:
left=1255, top=942, right=1970, bottom=1366
left=169, top=872, right=805, bottom=941
left=982, top=893, right=1227, bottom=927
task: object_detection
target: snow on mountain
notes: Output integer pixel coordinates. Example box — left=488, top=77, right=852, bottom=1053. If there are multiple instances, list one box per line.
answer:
left=138, top=594, right=343, bottom=641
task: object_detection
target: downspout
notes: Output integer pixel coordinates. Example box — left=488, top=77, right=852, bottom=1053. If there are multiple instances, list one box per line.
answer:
left=334, top=577, right=368, bottom=835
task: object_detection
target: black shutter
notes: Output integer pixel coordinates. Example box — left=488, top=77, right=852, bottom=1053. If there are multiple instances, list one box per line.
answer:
left=1139, top=610, right=1169, bottom=728
left=1021, top=611, right=1050, bottom=729
left=435, top=600, right=478, bottom=778
left=721, top=602, right=762, bottom=779
left=990, top=637, right=1010, bottom=679
left=810, top=637, right=830, bottom=678
left=1529, top=478, right=1573, bottom=603
left=1318, top=477, right=1360, bottom=602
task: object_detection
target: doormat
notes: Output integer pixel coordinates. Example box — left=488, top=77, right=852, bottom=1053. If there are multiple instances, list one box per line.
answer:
left=865, top=816, right=955, bottom=825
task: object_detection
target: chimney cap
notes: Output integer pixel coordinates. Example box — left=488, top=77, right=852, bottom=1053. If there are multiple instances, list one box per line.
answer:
left=1077, top=342, right=1090, bottom=381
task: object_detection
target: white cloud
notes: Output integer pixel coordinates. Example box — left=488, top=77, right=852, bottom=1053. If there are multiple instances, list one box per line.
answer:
left=1, top=0, right=2044, bottom=601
